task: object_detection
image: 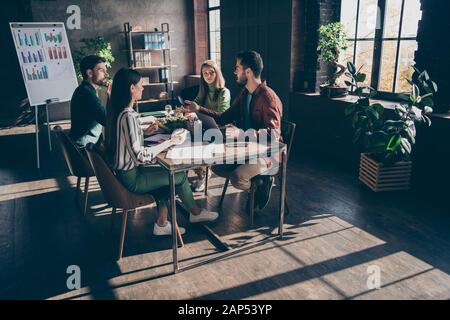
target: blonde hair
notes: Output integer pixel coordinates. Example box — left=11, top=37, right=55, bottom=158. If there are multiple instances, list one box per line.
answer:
left=198, top=60, right=226, bottom=104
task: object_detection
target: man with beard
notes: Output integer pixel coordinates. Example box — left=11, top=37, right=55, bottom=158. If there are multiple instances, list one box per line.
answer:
left=186, top=51, right=283, bottom=210
left=70, top=55, right=111, bottom=147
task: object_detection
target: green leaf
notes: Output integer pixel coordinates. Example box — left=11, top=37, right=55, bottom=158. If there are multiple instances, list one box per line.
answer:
left=395, top=105, right=407, bottom=114
left=412, top=84, right=420, bottom=99
left=427, top=81, right=438, bottom=92
left=419, top=71, right=430, bottom=81
left=423, top=115, right=432, bottom=127
left=384, top=120, right=405, bottom=129
left=372, top=103, right=385, bottom=117
left=355, top=73, right=367, bottom=83
left=347, top=61, right=356, bottom=75
left=367, top=106, right=380, bottom=121
left=421, top=97, right=434, bottom=107
left=401, top=129, right=415, bottom=145
left=401, top=138, right=412, bottom=154
left=398, top=93, right=410, bottom=102
left=359, top=97, right=370, bottom=107
left=345, top=81, right=355, bottom=87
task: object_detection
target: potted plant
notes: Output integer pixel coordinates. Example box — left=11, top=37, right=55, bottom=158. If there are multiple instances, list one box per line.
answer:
left=345, top=62, right=437, bottom=192
left=72, top=36, right=115, bottom=81
left=317, top=22, right=349, bottom=98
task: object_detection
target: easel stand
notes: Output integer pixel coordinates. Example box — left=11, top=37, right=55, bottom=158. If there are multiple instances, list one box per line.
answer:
left=34, top=98, right=58, bottom=169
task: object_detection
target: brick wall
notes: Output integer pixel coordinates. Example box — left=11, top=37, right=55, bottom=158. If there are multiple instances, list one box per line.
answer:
left=293, top=0, right=340, bottom=93
left=415, top=0, right=450, bottom=113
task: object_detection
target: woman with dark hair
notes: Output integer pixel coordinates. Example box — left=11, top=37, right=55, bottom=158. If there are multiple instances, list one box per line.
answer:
left=184, top=60, right=231, bottom=192
left=106, top=68, right=219, bottom=236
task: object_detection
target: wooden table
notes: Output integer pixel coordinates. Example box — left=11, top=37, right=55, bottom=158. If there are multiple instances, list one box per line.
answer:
left=154, top=141, right=288, bottom=273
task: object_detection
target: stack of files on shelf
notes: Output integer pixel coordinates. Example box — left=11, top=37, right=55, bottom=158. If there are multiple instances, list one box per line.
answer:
left=134, top=51, right=152, bottom=68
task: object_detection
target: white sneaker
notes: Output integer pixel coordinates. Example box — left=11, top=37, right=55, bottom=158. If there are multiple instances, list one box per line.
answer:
left=194, top=176, right=206, bottom=192
left=153, top=221, right=186, bottom=236
left=189, top=209, right=219, bottom=223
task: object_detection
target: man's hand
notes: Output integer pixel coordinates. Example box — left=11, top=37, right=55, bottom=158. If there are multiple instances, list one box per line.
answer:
left=185, top=112, right=198, bottom=122
left=105, top=81, right=112, bottom=99
left=184, top=100, right=200, bottom=113
left=225, top=125, right=242, bottom=139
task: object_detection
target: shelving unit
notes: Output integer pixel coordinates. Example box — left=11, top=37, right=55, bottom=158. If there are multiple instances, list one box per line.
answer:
left=123, top=22, right=176, bottom=108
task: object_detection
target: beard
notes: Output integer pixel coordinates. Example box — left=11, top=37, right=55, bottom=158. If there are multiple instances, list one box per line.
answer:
left=93, top=73, right=108, bottom=87
left=236, top=74, right=248, bottom=85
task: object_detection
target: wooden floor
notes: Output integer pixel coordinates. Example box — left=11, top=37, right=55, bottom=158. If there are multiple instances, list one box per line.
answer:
left=1, top=124, right=450, bottom=300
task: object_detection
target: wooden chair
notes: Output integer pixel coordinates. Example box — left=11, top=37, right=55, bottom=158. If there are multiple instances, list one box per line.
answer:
left=85, top=143, right=184, bottom=260
left=53, top=126, right=94, bottom=217
left=216, top=120, right=296, bottom=226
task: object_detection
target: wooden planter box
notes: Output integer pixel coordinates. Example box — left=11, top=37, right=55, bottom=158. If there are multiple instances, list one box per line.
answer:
left=359, top=153, right=412, bottom=192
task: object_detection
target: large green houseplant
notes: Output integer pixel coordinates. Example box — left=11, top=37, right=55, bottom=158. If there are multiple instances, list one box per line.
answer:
left=72, top=36, right=115, bottom=81
left=317, top=22, right=348, bottom=98
left=344, top=61, right=437, bottom=191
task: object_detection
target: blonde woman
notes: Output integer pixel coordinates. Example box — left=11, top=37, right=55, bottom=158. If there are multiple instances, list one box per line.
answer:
left=185, top=60, right=231, bottom=192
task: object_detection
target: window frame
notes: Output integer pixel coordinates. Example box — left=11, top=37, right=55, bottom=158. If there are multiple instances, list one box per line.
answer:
left=207, top=0, right=221, bottom=65
left=343, top=0, right=420, bottom=100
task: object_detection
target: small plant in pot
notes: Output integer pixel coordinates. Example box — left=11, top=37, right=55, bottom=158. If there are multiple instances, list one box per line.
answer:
left=345, top=62, right=437, bottom=192
left=317, top=22, right=349, bottom=98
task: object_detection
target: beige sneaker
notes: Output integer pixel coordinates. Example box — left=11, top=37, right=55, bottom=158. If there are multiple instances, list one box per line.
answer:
left=153, top=221, right=186, bottom=236
left=189, top=209, right=219, bottom=223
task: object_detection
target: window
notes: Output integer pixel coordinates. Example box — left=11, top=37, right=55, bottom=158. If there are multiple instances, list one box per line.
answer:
left=208, top=0, right=221, bottom=67
left=340, top=0, right=422, bottom=95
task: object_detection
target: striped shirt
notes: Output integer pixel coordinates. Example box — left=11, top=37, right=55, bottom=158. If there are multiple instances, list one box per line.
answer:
left=113, top=107, right=155, bottom=171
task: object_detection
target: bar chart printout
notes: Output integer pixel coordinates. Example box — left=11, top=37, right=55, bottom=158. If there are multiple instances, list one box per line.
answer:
left=24, top=66, right=49, bottom=81
left=10, top=22, right=78, bottom=106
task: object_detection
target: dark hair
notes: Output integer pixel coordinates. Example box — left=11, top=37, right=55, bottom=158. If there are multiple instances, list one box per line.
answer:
left=105, top=68, right=142, bottom=160
left=80, top=55, right=106, bottom=80
left=235, top=51, right=264, bottom=78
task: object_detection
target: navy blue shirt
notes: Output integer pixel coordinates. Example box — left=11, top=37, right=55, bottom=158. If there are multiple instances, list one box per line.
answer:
left=70, top=81, right=106, bottom=147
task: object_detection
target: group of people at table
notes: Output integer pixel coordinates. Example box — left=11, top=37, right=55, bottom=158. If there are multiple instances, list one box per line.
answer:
left=69, top=50, right=283, bottom=237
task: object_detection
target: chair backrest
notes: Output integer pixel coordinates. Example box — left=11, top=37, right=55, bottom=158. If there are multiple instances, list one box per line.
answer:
left=53, top=126, right=94, bottom=178
left=85, top=143, right=154, bottom=210
left=281, top=120, right=296, bottom=162
left=180, top=85, right=199, bottom=102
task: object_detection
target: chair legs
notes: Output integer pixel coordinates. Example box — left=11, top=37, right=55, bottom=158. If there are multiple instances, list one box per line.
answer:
left=118, top=209, right=130, bottom=260
left=83, top=177, right=90, bottom=217
left=218, top=178, right=230, bottom=209
left=176, top=225, right=184, bottom=248
left=248, top=185, right=257, bottom=227
left=110, top=207, right=117, bottom=232
left=204, top=167, right=209, bottom=196
left=76, top=176, right=81, bottom=192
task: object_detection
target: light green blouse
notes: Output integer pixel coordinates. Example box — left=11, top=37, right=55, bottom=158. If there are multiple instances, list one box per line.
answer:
left=194, top=83, right=231, bottom=113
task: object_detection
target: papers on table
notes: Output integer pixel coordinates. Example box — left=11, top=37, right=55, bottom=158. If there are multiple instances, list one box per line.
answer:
left=139, top=115, right=157, bottom=124
left=166, top=142, right=225, bottom=160
left=144, top=134, right=171, bottom=144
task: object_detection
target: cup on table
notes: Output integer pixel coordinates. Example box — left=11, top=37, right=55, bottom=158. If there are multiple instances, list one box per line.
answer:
left=164, top=104, right=173, bottom=116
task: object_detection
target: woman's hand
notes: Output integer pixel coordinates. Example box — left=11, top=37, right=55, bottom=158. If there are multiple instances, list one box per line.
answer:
left=144, top=124, right=160, bottom=136
left=170, top=129, right=188, bottom=145
left=184, top=100, right=200, bottom=113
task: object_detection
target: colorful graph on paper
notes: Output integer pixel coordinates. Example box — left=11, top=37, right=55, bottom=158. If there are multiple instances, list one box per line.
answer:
left=10, top=23, right=78, bottom=106
left=24, top=66, right=49, bottom=81
left=16, top=31, right=42, bottom=47
left=43, top=31, right=63, bottom=44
